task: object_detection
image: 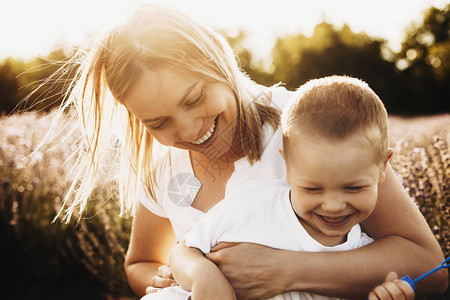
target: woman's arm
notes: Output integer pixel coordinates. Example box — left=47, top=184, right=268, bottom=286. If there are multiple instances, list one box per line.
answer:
left=206, top=165, right=447, bottom=299
left=170, top=242, right=236, bottom=299
left=359, top=164, right=447, bottom=293
left=124, top=202, right=178, bottom=297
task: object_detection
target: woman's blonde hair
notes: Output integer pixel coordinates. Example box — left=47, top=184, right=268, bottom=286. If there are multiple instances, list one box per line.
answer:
left=52, top=4, right=280, bottom=222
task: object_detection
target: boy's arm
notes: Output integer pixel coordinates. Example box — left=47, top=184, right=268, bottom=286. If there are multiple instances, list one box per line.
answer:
left=170, top=242, right=236, bottom=299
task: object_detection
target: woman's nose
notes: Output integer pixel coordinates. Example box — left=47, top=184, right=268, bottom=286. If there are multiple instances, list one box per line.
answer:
left=177, top=128, right=198, bottom=143
left=175, top=116, right=202, bottom=143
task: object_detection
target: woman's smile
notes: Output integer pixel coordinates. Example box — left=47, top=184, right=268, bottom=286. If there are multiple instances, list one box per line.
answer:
left=191, top=118, right=217, bottom=145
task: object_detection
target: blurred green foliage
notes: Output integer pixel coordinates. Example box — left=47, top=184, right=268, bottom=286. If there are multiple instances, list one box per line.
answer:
left=242, top=4, right=449, bottom=115
left=0, top=3, right=449, bottom=299
left=394, top=5, right=450, bottom=114
left=0, top=48, right=78, bottom=115
left=1, top=5, right=449, bottom=116
left=269, top=4, right=450, bottom=115
left=271, top=22, right=400, bottom=111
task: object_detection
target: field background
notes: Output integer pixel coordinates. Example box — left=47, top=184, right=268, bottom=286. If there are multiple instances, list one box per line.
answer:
left=0, top=3, right=449, bottom=299
left=0, top=112, right=448, bottom=299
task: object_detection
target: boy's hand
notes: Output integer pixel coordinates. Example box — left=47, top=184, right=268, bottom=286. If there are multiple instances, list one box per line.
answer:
left=145, top=265, right=177, bottom=294
left=368, top=272, right=415, bottom=300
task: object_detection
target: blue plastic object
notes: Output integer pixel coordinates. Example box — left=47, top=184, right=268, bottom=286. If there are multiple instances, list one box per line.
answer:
left=410, top=256, right=450, bottom=284
left=366, top=256, right=449, bottom=299
left=399, top=275, right=416, bottom=293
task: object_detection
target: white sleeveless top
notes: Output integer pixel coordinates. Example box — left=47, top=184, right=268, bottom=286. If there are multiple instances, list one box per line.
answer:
left=140, top=87, right=293, bottom=240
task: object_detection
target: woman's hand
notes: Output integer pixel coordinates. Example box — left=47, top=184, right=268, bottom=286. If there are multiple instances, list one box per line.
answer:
left=368, top=272, right=415, bottom=300
left=206, top=242, right=286, bottom=300
left=145, top=265, right=177, bottom=294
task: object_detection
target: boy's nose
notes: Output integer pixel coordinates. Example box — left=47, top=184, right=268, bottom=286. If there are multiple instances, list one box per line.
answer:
left=321, top=193, right=347, bottom=213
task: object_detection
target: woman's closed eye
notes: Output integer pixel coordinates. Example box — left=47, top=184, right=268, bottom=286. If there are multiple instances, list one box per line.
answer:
left=185, top=89, right=204, bottom=107
left=147, top=119, right=169, bottom=131
left=145, top=87, right=205, bottom=131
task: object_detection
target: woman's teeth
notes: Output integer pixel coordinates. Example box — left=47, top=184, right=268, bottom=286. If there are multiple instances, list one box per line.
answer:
left=192, top=120, right=216, bottom=145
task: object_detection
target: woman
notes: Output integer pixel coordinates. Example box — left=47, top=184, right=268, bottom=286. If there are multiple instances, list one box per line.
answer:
left=57, top=4, right=447, bottom=299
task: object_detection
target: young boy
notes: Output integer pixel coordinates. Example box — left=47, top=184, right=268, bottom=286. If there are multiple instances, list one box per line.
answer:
left=144, top=76, right=415, bottom=300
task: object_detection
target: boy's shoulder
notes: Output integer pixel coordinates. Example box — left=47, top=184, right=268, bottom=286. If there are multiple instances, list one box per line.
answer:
left=230, top=178, right=289, bottom=195
left=211, top=179, right=291, bottom=225
left=223, top=179, right=290, bottom=210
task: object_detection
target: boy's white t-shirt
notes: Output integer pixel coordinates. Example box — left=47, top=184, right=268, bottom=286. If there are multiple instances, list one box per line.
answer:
left=184, top=179, right=374, bottom=300
left=139, top=87, right=292, bottom=241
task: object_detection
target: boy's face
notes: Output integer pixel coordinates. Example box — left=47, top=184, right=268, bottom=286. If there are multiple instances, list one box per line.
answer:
left=282, top=131, right=390, bottom=246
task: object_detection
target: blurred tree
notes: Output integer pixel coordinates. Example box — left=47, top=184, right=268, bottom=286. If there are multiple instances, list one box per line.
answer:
left=395, top=4, right=450, bottom=114
left=1, top=4, right=448, bottom=117
left=16, top=48, right=78, bottom=113
left=0, top=58, right=25, bottom=116
left=271, top=22, right=403, bottom=113
left=0, top=48, right=77, bottom=115
left=220, top=29, right=277, bottom=87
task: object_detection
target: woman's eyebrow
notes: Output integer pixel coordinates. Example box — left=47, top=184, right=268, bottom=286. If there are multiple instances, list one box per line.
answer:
left=142, top=81, right=200, bottom=123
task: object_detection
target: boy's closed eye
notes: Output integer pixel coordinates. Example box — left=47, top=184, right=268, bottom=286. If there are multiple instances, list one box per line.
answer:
left=302, top=187, right=322, bottom=193
left=344, top=186, right=365, bottom=192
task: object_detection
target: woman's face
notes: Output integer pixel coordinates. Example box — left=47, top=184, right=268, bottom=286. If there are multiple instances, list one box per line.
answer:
left=122, top=66, right=239, bottom=160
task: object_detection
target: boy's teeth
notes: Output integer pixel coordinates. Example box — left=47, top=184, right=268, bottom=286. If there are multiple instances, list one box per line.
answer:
left=192, top=120, right=216, bottom=145
left=322, top=216, right=347, bottom=223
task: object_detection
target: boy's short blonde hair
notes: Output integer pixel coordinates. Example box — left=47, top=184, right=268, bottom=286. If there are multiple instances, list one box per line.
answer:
left=281, top=76, right=389, bottom=163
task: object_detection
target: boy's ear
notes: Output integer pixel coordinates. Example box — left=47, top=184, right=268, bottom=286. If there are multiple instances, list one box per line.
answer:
left=279, top=149, right=291, bottom=184
left=379, top=148, right=393, bottom=183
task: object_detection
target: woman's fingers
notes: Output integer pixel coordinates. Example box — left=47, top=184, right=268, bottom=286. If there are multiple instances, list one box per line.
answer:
left=206, top=243, right=282, bottom=299
left=210, top=242, right=240, bottom=252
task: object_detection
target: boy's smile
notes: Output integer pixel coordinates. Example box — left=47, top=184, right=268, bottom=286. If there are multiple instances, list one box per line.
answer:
left=282, top=130, right=391, bottom=246
left=316, top=213, right=355, bottom=228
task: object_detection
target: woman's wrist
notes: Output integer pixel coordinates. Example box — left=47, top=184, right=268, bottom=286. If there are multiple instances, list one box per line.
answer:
left=256, top=248, right=308, bottom=294
left=279, top=249, right=306, bottom=292
left=278, top=249, right=348, bottom=296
